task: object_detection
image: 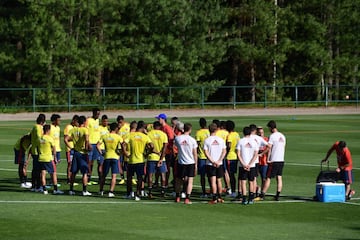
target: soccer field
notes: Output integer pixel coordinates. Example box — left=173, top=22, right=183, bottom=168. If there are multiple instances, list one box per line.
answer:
left=0, top=113, right=359, bottom=240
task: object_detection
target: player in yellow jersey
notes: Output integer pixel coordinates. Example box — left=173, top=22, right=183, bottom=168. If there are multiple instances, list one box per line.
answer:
left=97, top=122, right=126, bottom=197
left=38, top=125, right=63, bottom=195
left=64, top=115, right=79, bottom=184
left=50, top=114, right=61, bottom=165
left=65, top=115, right=91, bottom=196
left=147, top=121, right=168, bottom=198
left=116, top=115, right=130, bottom=184
left=196, top=118, right=210, bottom=197
left=85, top=108, right=101, bottom=185
left=123, top=121, right=154, bottom=201
left=14, top=133, right=32, bottom=188
left=225, top=120, right=240, bottom=198
left=30, top=114, right=46, bottom=192
left=97, top=114, right=110, bottom=185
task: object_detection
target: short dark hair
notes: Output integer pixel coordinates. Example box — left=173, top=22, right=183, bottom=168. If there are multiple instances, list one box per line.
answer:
left=209, top=123, right=218, bottom=133
left=249, top=124, right=257, bottom=132
left=50, top=114, right=61, bottom=122
left=153, top=121, right=161, bottom=129
left=212, top=119, right=220, bottom=128
left=338, top=141, right=346, bottom=149
left=109, top=122, right=118, bottom=131
left=137, top=120, right=145, bottom=130
left=78, top=115, right=86, bottom=125
left=43, top=124, right=51, bottom=133
left=36, top=114, right=46, bottom=124
left=267, top=120, right=277, bottom=129
left=226, top=120, right=235, bottom=132
left=116, top=115, right=124, bottom=122
left=184, top=123, right=192, bottom=132
left=243, top=126, right=251, bottom=136
left=199, top=118, right=207, bottom=128
left=101, top=114, right=108, bottom=120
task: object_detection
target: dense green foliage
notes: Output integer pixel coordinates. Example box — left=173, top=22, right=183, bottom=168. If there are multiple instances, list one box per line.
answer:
left=0, top=0, right=359, bottom=103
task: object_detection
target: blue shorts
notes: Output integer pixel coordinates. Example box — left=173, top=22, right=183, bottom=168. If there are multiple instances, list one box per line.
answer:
left=259, top=165, right=268, bottom=180
left=14, top=149, right=25, bottom=164
left=197, top=159, right=207, bottom=176
left=98, top=150, right=105, bottom=165
left=72, top=151, right=89, bottom=175
left=103, top=159, right=120, bottom=176
left=226, top=160, right=238, bottom=174
left=55, top=152, right=61, bottom=163
left=127, top=163, right=145, bottom=178
left=341, top=170, right=354, bottom=184
left=147, top=161, right=167, bottom=174
left=88, top=144, right=101, bottom=162
left=39, top=161, right=55, bottom=174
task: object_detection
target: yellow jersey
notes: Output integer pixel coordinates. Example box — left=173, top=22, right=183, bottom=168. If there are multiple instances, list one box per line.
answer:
left=98, top=125, right=109, bottom=150
left=147, top=129, right=168, bottom=161
left=85, top=117, right=100, bottom=144
left=195, top=128, right=210, bottom=159
left=30, top=124, right=43, bottom=155
left=101, top=133, right=124, bottom=160
left=64, top=124, right=74, bottom=152
left=14, top=134, right=31, bottom=152
left=216, top=129, right=229, bottom=141
left=128, top=132, right=152, bottom=164
left=71, top=126, right=89, bottom=154
left=38, top=135, right=55, bottom=162
left=226, top=131, right=240, bottom=160
left=50, top=124, right=61, bottom=152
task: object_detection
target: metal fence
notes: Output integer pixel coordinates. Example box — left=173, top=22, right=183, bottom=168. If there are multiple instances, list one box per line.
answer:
left=0, top=85, right=358, bottom=112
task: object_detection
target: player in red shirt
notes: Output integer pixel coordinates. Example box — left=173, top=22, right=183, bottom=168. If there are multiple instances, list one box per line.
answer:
left=322, top=141, right=355, bottom=200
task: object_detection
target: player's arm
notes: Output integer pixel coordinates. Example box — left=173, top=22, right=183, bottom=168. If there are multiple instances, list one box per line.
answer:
left=85, top=133, right=90, bottom=151
left=248, top=150, right=259, bottom=168
left=322, top=144, right=335, bottom=163
left=237, top=149, right=247, bottom=169
left=267, top=143, right=273, bottom=163
left=96, top=141, right=103, bottom=155
left=204, top=148, right=216, bottom=167
left=64, top=135, right=73, bottom=150
left=216, top=147, right=226, bottom=166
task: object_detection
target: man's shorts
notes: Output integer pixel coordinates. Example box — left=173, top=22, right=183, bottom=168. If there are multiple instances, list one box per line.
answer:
left=127, top=163, right=146, bottom=178
left=165, top=154, right=175, bottom=168
left=72, top=151, right=89, bottom=175
left=226, top=160, right=238, bottom=174
left=103, top=159, right=120, bottom=176
left=197, top=159, right=207, bottom=176
left=206, top=165, right=224, bottom=178
left=88, top=144, right=101, bottom=162
left=147, top=161, right=167, bottom=174
left=14, top=149, right=25, bottom=164
left=176, top=163, right=196, bottom=178
left=238, top=167, right=256, bottom=181
left=341, top=169, right=354, bottom=184
left=266, top=162, right=284, bottom=178
left=39, top=161, right=55, bottom=174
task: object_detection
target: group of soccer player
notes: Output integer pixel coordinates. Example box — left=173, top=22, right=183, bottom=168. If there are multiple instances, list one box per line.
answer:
left=14, top=108, right=290, bottom=205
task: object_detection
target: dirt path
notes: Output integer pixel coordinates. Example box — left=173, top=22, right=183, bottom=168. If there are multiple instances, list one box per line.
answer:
left=0, top=106, right=359, bottom=121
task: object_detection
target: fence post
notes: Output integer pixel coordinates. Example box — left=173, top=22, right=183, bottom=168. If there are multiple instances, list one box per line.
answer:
left=295, top=86, right=298, bottom=108
left=32, top=88, right=36, bottom=112
left=201, top=87, right=204, bottom=109
left=325, top=85, right=328, bottom=108
left=264, top=86, right=267, bottom=108
left=232, top=86, right=236, bottom=109
left=169, top=87, right=172, bottom=109
left=136, top=88, right=139, bottom=110
left=102, top=88, right=106, bottom=110
left=67, top=88, right=71, bottom=112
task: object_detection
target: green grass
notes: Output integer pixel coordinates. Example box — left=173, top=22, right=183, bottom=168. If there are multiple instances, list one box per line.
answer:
left=0, top=114, right=359, bottom=240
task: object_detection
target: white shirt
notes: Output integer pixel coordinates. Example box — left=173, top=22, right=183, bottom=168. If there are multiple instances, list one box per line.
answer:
left=174, top=134, right=198, bottom=165
left=250, top=134, right=268, bottom=164
left=268, top=131, right=286, bottom=162
left=203, top=135, right=226, bottom=166
left=236, top=136, right=259, bottom=168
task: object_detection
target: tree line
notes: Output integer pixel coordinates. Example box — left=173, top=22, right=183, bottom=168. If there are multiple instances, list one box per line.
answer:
left=0, top=0, right=359, bottom=105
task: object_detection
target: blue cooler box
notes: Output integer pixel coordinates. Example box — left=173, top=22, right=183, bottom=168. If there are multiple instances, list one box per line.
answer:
left=316, top=182, right=345, bottom=202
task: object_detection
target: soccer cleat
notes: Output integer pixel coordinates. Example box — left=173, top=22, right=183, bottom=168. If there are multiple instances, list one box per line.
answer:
left=69, top=190, right=76, bottom=195
left=73, top=183, right=79, bottom=186
left=20, top=183, right=32, bottom=189
left=228, top=192, right=237, bottom=198
left=108, top=192, right=115, bottom=198
left=248, top=200, right=254, bottom=205
left=217, top=198, right=225, bottom=203
left=181, top=192, right=186, bottom=199
left=99, top=191, right=104, bottom=196
left=53, top=190, right=64, bottom=195
left=118, top=179, right=125, bottom=185
left=134, top=196, right=141, bottom=201
left=43, top=190, right=48, bottom=195
left=200, top=194, right=208, bottom=198
left=132, top=179, right=137, bottom=185
left=208, top=200, right=217, bottom=204
left=141, top=190, right=148, bottom=197
left=175, top=197, right=181, bottom=203
left=184, top=199, right=192, bottom=205
left=148, top=193, right=153, bottom=199
left=274, top=196, right=280, bottom=201
left=254, top=196, right=263, bottom=201
left=123, top=194, right=132, bottom=199
left=82, top=191, right=92, bottom=196
left=90, top=181, right=98, bottom=185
